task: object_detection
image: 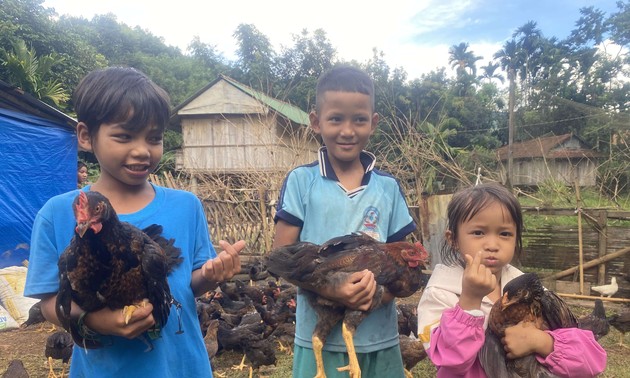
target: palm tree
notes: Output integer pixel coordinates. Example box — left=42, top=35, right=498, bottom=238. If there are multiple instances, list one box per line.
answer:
left=494, top=39, right=521, bottom=188
left=512, top=21, right=543, bottom=101
left=0, top=39, right=69, bottom=107
left=448, top=42, right=482, bottom=76
left=479, top=62, right=504, bottom=85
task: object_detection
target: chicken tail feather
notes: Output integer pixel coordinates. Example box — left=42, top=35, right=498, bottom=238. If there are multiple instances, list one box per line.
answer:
left=142, top=224, right=183, bottom=272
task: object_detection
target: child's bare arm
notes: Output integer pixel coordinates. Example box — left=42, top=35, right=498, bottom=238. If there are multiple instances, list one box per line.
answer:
left=272, top=220, right=300, bottom=248
left=192, top=240, right=245, bottom=296
left=40, top=295, right=156, bottom=339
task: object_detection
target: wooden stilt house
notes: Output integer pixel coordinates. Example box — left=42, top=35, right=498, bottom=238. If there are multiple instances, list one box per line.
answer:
left=170, top=75, right=319, bottom=173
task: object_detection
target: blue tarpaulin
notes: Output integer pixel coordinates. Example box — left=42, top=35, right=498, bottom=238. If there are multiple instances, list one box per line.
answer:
left=0, top=108, right=76, bottom=267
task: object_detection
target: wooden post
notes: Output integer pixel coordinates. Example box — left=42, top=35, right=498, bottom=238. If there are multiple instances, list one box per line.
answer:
left=259, top=188, right=271, bottom=253
left=598, top=210, right=608, bottom=285
left=507, top=68, right=515, bottom=188
left=556, top=293, right=630, bottom=303
left=575, top=183, right=584, bottom=294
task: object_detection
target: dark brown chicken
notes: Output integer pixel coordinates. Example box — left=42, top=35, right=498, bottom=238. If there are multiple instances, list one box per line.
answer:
left=45, top=330, right=73, bottom=378
left=1, top=360, right=29, bottom=378
left=265, top=232, right=430, bottom=378
left=577, top=299, right=609, bottom=341
left=399, top=334, right=427, bottom=378
left=269, top=321, right=296, bottom=354
left=397, top=303, right=419, bottom=337
left=204, top=319, right=220, bottom=369
left=608, top=308, right=630, bottom=348
left=55, top=191, right=182, bottom=349
left=479, top=273, right=577, bottom=378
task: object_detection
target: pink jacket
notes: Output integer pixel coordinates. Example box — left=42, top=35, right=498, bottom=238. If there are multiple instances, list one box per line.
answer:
left=418, top=264, right=607, bottom=377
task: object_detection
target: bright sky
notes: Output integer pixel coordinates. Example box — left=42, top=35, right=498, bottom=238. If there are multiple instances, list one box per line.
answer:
left=43, top=0, right=620, bottom=81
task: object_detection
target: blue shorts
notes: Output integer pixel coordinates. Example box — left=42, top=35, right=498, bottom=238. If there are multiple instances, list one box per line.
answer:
left=292, top=344, right=405, bottom=378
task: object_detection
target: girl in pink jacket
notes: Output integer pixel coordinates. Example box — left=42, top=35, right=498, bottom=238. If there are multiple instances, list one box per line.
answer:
left=417, top=183, right=606, bottom=377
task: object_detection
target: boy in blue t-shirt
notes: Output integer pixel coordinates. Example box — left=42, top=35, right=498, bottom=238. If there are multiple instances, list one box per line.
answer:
left=273, top=65, right=416, bottom=378
left=24, top=67, right=244, bottom=377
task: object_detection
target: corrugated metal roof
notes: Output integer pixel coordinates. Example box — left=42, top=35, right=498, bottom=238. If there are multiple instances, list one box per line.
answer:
left=171, top=75, right=309, bottom=126
left=220, top=75, right=309, bottom=125
left=497, top=133, right=603, bottom=160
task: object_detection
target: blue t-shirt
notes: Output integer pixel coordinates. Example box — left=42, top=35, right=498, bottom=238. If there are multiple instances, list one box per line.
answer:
left=274, top=147, right=416, bottom=353
left=25, top=185, right=215, bottom=378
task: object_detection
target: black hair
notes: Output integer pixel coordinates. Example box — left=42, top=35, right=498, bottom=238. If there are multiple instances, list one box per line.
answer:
left=73, top=67, right=171, bottom=138
left=77, top=161, right=87, bottom=170
left=441, top=182, right=523, bottom=267
left=315, top=65, right=375, bottom=113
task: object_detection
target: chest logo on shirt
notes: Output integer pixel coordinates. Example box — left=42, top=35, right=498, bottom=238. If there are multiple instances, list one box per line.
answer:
left=361, top=206, right=380, bottom=240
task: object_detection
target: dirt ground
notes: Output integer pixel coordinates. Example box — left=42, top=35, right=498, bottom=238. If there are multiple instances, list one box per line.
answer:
left=1, top=295, right=628, bottom=378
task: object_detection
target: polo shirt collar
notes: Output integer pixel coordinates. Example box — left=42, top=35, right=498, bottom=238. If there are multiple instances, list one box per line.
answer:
left=318, top=146, right=376, bottom=185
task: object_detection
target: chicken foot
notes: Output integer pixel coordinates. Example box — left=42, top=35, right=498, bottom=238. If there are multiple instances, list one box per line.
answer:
left=277, top=340, right=293, bottom=355
left=312, top=335, right=327, bottom=378
left=121, top=299, right=156, bottom=352
left=47, top=357, right=58, bottom=378
left=231, top=355, right=248, bottom=370
left=122, top=299, right=149, bottom=324
left=336, top=322, right=361, bottom=378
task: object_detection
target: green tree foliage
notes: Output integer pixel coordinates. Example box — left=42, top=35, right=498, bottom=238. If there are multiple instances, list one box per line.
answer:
left=275, top=28, right=336, bottom=110
left=232, top=23, right=277, bottom=93
left=2, top=0, right=629, bottom=196
left=0, top=39, right=69, bottom=107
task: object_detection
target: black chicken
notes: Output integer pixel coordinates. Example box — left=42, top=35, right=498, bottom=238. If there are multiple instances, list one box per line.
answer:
left=55, top=191, right=182, bottom=349
left=20, top=300, right=53, bottom=331
left=240, top=333, right=277, bottom=376
left=265, top=232, right=430, bottom=378
left=608, top=308, right=630, bottom=348
left=577, top=299, right=609, bottom=341
left=479, top=273, right=577, bottom=378
left=45, top=330, right=73, bottom=378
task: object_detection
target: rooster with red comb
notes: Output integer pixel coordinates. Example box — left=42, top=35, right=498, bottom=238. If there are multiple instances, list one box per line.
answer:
left=56, top=191, right=182, bottom=350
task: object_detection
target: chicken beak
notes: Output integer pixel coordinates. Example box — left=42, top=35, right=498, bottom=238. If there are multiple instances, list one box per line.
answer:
left=76, top=221, right=90, bottom=238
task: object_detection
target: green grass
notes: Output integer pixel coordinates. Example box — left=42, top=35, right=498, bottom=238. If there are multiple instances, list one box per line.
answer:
left=517, top=184, right=630, bottom=210
left=518, top=185, right=630, bottom=230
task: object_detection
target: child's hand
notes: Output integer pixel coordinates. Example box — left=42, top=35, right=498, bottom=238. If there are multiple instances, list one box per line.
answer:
left=84, top=299, right=156, bottom=339
left=459, top=251, right=496, bottom=310
left=503, top=321, right=554, bottom=359
left=332, top=269, right=377, bottom=311
left=201, top=240, right=245, bottom=283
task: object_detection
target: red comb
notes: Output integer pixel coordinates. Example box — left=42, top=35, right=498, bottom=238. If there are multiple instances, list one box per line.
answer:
left=75, top=192, right=89, bottom=222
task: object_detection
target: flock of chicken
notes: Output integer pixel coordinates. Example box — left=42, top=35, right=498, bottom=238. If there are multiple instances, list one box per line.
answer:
left=5, top=268, right=630, bottom=378
left=3, top=191, right=629, bottom=377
